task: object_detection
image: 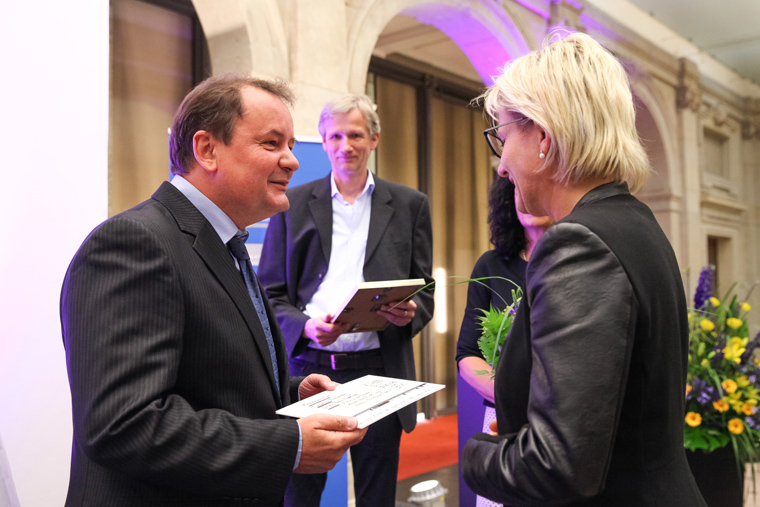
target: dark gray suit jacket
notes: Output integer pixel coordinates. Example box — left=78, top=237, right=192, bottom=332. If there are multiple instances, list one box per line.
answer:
left=258, top=174, right=434, bottom=432
left=463, top=181, right=706, bottom=506
left=61, top=182, right=302, bottom=506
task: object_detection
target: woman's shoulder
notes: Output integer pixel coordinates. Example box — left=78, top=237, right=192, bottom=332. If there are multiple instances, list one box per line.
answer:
left=473, top=250, right=525, bottom=272
left=471, top=250, right=527, bottom=292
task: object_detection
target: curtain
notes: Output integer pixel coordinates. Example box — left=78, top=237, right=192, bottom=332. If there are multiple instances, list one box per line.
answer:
left=375, top=76, right=492, bottom=412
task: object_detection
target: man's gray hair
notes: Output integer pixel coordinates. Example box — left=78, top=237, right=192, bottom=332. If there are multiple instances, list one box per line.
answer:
left=318, top=94, right=381, bottom=138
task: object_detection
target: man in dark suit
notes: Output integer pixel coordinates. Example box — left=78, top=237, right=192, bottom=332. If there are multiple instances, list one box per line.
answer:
left=60, top=74, right=367, bottom=507
left=258, top=94, right=434, bottom=507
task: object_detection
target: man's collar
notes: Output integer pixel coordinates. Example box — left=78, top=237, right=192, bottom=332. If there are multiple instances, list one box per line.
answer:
left=330, top=170, right=375, bottom=200
left=171, top=175, right=240, bottom=244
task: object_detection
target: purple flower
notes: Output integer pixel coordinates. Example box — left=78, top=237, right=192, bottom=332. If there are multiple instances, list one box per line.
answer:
left=690, top=378, right=717, bottom=405
left=698, top=388, right=717, bottom=405
left=711, top=347, right=725, bottom=369
left=744, top=330, right=760, bottom=361
left=693, top=266, right=715, bottom=309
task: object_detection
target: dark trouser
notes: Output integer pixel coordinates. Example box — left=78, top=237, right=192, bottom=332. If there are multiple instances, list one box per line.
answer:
left=285, top=352, right=404, bottom=507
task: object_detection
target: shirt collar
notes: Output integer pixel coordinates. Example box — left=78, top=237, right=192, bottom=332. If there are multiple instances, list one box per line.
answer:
left=171, top=175, right=241, bottom=244
left=330, top=170, right=375, bottom=201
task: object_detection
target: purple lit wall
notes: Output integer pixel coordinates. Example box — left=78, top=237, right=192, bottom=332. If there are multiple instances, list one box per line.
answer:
left=402, top=2, right=533, bottom=85
left=0, top=1, right=109, bottom=506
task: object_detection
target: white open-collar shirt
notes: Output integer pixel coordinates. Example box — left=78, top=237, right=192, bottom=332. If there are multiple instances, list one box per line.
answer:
left=304, top=170, right=381, bottom=352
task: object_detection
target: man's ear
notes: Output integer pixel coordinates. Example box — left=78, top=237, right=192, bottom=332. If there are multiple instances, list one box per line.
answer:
left=193, top=130, right=217, bottom=173
left=369, top=132, right=380, bottom=151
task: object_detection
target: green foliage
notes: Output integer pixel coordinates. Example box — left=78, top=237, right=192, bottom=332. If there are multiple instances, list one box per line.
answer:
left=476, top=286, right=522, bottom=378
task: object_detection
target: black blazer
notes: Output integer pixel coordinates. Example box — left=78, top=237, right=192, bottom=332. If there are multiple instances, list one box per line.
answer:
left=258, top=174, right=434, bottom=432
left=61, top=182, right=302, bottom=506
left=463, top=181, right=706, bottom=506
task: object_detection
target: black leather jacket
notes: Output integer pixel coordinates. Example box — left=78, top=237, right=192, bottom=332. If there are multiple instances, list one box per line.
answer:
left=463, top=181, right=706, bottom=506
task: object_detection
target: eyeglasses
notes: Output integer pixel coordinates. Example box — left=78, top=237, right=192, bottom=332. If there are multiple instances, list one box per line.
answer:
left=483, top=117, right=528, bottom=158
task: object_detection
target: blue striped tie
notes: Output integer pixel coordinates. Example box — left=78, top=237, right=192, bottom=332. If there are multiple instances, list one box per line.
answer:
left=227, top=231, right=281, bottom=396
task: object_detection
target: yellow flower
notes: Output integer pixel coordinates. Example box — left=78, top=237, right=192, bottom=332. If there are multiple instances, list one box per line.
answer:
left=741, top=302, right=751, bottom=312
left=701, top=359, right=709, bottom=367
left=729, top=393, right=745, bottom=413
left=714, top=399, right=730, bottom=412
left=686, top=412, right=702, bottom=427
left=710, top=297, right=720, bottom=307
left=727, top=318, right=743, bottom=330
left=686, top=384, right=692, bottom=395
left=701, top=320, right=715, bottom=332
left=728, top=418, right=745, bottom=435
left=724, top=337, right=747, bottom=364
left=722, top=379, right=738, bottom=394
left=742, top=404, right=756, bottom=416
left=737, top=376, right=751, bottom=388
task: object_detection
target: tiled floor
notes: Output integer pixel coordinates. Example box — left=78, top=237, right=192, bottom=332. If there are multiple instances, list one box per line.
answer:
left=395, top=463, right=459, bottom=507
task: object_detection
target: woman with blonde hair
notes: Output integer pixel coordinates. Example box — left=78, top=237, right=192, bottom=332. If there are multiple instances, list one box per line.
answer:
left=462, top=32, right=706, bottom=506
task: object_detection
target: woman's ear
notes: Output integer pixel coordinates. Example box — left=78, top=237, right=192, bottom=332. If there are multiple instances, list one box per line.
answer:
left=537, top=126, right=552, bottom=160
left=192, top=130, right=217, bottom=173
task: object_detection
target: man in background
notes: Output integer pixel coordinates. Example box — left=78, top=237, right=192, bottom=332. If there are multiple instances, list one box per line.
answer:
left=258, top=94, right=434, bottom=506
left=61, top=74, right=366, bottom=507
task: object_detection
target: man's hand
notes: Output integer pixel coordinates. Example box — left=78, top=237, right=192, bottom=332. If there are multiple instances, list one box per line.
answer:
left=299, top=374, right=339, bottom=400
left=303, top=315, right=352, bottom=347
left=377, top=299, right=417, bottom=327
left=294, top=414, right=368, bottom=474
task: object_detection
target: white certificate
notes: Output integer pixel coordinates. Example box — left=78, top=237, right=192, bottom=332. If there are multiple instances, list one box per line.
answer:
left=276, top=375, right=445, bottom=428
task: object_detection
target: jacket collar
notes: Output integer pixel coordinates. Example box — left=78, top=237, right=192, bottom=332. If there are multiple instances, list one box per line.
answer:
left=151, top=181, right=284, bottom=405
left=308, top=173, right=394, bottom=265
left=572, top=180, right=630, bottom=212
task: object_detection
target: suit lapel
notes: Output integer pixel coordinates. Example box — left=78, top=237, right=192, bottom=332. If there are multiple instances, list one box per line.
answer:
left=152, top=182, right=283, bottom=404
left=366, top=178, right=394, bottom=264
left=308, top=175, right=334, bottom=263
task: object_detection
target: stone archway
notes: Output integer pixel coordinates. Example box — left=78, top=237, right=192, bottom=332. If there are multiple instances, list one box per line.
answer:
left=192, top=0, right=288, bottom=79
left=347, top=0, right=535, bottom=93
left=631, top=77, right=684, bottom=261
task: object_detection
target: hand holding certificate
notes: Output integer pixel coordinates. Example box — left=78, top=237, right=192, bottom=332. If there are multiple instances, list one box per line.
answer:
left=277, top=375, right=445, bottom=428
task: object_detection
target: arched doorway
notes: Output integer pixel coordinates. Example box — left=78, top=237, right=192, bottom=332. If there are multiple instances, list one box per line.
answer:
left=631, top=79, right=681, bottom=261
left=363, top=4, right=532, bottom=417
left=349, top=0, right=534, bottom=94
left=360, top=6, right=532, bottom=505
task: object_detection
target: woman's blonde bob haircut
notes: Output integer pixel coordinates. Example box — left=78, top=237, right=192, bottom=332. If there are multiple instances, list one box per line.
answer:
left=481, top=32, right=649, bottom=192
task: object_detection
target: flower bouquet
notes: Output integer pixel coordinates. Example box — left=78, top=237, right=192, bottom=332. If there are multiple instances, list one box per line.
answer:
left=685, top=266, right=760, bottom=485
left=472, top=277, right=522, bottom=378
